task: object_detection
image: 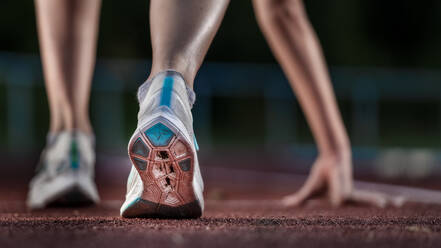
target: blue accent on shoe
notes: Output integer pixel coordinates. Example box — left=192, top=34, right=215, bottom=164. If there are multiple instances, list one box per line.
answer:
left=193, top=136, right=199, bottom=151
left=160, top=76, right=174, bottom=107
left=178, top=158, right=191, bottom=172
left=132, top=137, right=149, bottom=157
left=71, top=140, right=79, bottom=169
left=133, top=157, right=147, bottom=171
left=145, top=123, right=175, bottom=147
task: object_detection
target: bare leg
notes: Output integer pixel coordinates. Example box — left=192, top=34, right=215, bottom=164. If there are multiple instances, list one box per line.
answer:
left=35, top=0, right=74, bottom=132
left=35, top=0, right=101, bottom=134
left=149, top=0, right=230, bottom=88
left=69, top=0, right=101, bottom=134
left=120, top=0, right=230, bottom=217
left=253, top=0, right=399, bottom=207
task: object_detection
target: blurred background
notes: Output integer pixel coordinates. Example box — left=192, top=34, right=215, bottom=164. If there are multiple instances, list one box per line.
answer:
left=1, top=0, right=441, bottom=195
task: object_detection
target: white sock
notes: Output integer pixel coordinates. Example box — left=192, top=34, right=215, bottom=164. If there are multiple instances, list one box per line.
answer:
left=137, top=70, right=196, bottom=108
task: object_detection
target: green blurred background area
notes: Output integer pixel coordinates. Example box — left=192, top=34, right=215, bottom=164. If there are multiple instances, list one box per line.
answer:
left=1, top=0, right=441, bottom=177
left=3, top=0, right=441, bottom=66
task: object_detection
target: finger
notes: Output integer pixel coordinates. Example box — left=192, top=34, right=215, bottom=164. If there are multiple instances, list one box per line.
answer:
left=390, top=195, right=406, bottom=207
left=350, top=189, right=389, bottom=208
left=351, top=189, right=407, bottom=208
left=282, top=166, right=325, bottom=207
left=328, top=168, right=348, bottom=207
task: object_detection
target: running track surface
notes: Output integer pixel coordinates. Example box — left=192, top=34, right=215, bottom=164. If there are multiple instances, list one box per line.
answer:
left=1, top=198, right=441, bottom=247
left=1, top=156, right=441, bottom=247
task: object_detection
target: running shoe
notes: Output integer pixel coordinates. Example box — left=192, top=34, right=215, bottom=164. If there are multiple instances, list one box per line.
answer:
left=27, top=131, right=100, bottom=208
left=120, top=70, right=204, bottom=218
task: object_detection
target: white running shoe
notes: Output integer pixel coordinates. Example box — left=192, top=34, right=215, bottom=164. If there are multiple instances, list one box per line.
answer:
left=120, top=70, right=204, bottom=218
left=27, top=131, right=100, bottom=209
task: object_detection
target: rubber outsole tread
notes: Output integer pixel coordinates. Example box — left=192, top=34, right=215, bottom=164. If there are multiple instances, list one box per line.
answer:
left=123, top=119, right=201, bottom=218
left=46, top=186, right=95, bottom=207
left=121, top=199, right=201, bottom=219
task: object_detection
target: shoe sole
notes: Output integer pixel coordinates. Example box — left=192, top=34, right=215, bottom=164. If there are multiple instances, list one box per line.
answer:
left=47, top=186, right=96, bottom=207
left=122, top=117, right=201, bottom=218
left=27, top=174, right=99, bottom=209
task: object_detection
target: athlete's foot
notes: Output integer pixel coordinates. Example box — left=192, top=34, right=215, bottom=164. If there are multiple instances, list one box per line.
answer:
left=120, top=70, right=203, bottom=218
left=282, top=153, right=405, bottom=208
left=27, top=131, right=100, bottom=209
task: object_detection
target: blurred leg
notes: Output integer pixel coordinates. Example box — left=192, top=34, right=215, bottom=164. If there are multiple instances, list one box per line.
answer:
left=28, top=0, right=101, bottom=209
left=69, top=0, right=101, bottom=134
left=35, top=0, right=101, bottom=134
left=149, top=0, right=230, bottom=88
left=35, top=0, right=74, bottom=132
left=253, top=0, right=352, bottom=206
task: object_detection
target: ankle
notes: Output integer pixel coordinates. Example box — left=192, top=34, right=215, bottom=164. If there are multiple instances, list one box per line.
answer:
left=318, top=147, right=351, bottom=165
left=149, top=65, right=195, bottom=88
left=74, top=124, right=93, bottom=135
left=140, top=70, right=196, bottom=108
left=73, top=116, right=93, bottom=135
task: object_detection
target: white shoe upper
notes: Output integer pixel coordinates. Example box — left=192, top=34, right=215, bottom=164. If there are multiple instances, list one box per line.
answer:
left=121, top=70, right=204, bottom=214
left=27, top=131, right=99, bottom=209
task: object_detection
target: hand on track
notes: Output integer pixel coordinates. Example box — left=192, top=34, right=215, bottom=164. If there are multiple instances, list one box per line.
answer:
left=282, top=155, right=405, bottom=208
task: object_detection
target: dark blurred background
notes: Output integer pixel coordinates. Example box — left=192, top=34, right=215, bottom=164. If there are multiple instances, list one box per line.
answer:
left=1, top=0, right=441, bottom=182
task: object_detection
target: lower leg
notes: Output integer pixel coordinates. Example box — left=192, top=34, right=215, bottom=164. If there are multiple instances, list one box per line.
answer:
left=253, top=0, right=350, bottom=158
left=70, top=0, right=101, bottom=134
left=149, top=0, right=230, bottom=88
left=35, top=0, right=75, bottom=132
left=253, top=0, right=351, bottom=205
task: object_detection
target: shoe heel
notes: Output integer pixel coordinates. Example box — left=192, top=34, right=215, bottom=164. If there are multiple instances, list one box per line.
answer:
left=123, top=117, right=201, bottom=218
